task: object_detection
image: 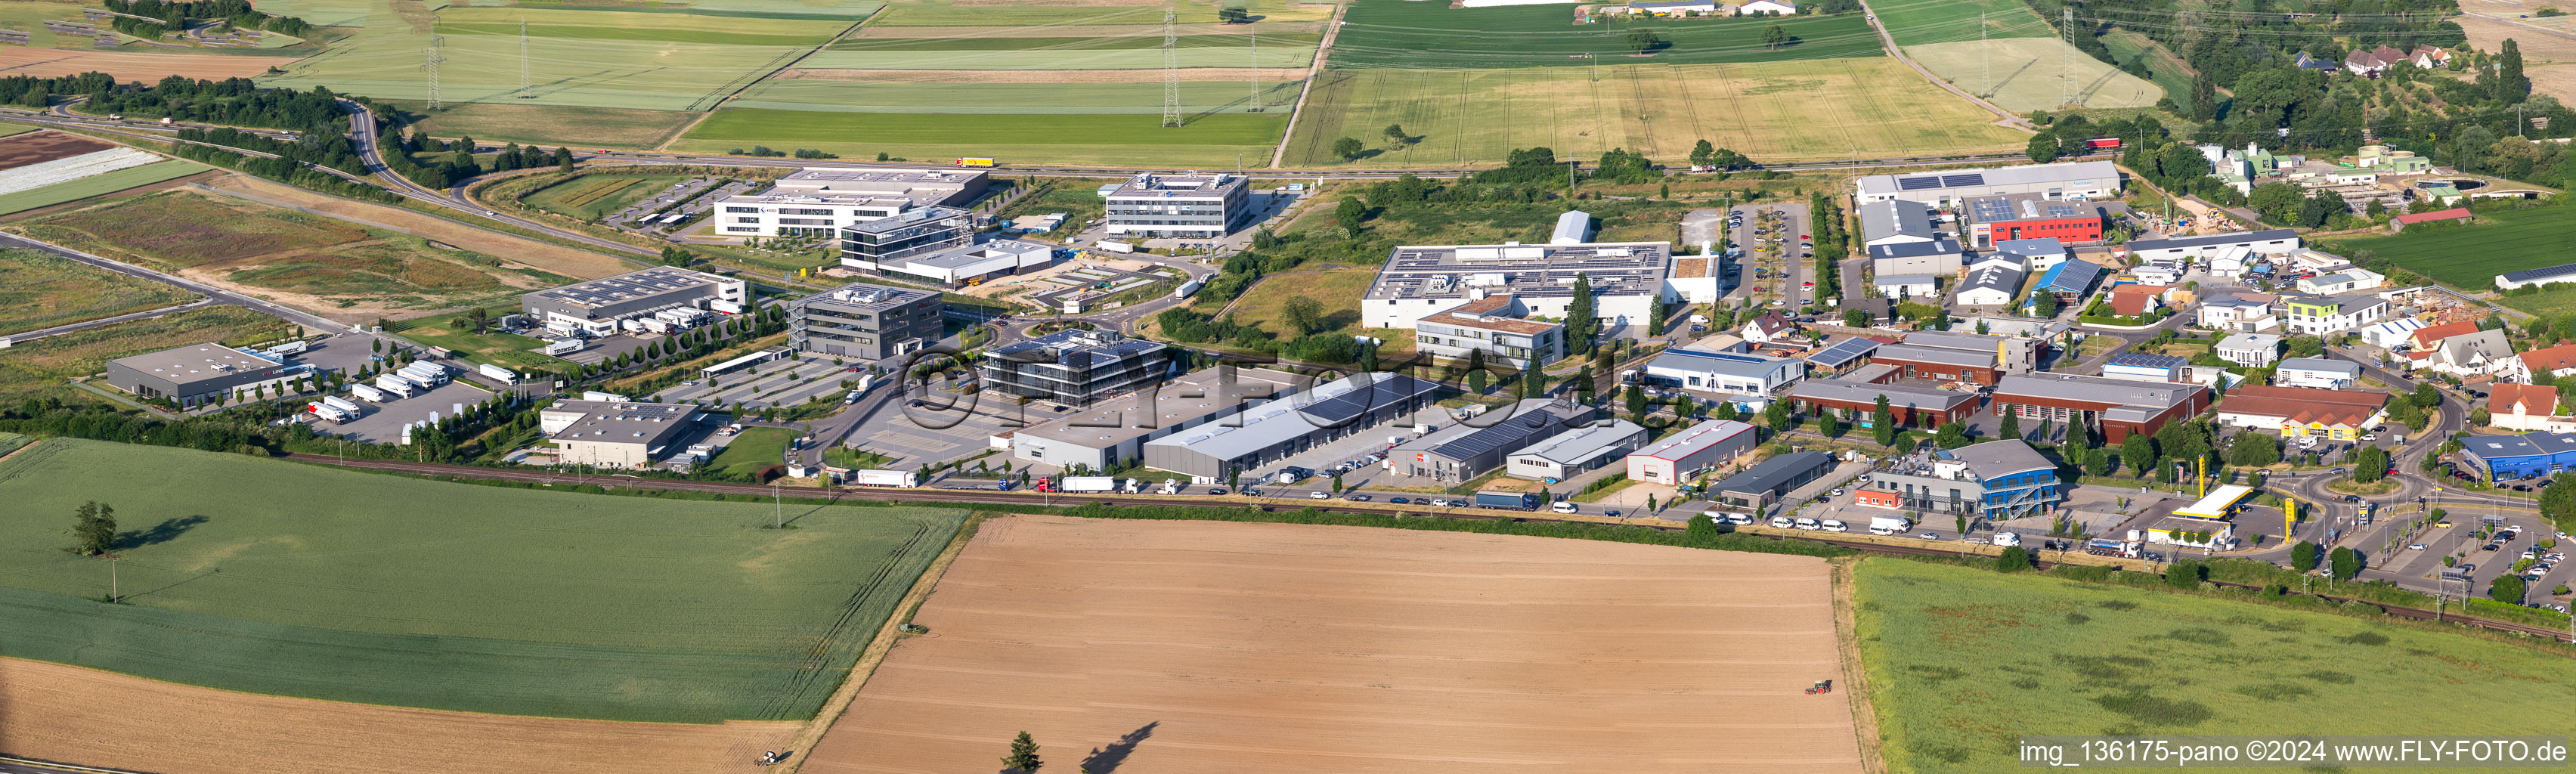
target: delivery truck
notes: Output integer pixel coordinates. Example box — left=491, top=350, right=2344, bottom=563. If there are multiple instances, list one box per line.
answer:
left=1052, top=476, right=1118, bottom=494
left=348, top=383, right=389, bottom=402
left=1868, top=515, right=1913, bottom=535
left=1473, top=491, right=1541, bottom=511
left=373, top=374, right=420, bottom=398
left=320, top=395, right=364, bottom=414
left=478, top=363, right=518, bottom=383
left=848, top=469, right=920, bottom=488
left=307, top=402, right=354, bottom=422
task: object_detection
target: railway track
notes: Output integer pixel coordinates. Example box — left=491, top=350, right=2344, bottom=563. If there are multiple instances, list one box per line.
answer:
left=285, top=453, right=2572, bottom=643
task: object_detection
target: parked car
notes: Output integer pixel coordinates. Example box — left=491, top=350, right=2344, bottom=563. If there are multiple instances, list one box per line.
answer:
left=1208, top=488, right=1226, bottom=495
left=2410, top=543, right=2429, bottom=550
left=1390, top=497, right=1411, bottom=504
left=1345, top=494, right=1373, bottom=501
left=1310, top=491, right=1331, bottom=500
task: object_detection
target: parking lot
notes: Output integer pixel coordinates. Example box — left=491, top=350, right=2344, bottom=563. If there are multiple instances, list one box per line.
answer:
left=659, top=355, right=864, bottom=408
left=553, top=334, right=655, bottom=367
left=316, top=379, right=497, bottom=443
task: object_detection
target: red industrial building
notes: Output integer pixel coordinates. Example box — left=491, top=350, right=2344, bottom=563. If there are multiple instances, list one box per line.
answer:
left=1782, top=375, right=1983, bottom=429
left=1989, top=373, right=2209, bottom=442
left=1963, top=194, right=2107, bottom=247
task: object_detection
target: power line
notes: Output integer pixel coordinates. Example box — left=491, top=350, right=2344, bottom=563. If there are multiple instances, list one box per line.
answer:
left=1161, top=5, right=1181, bottom=128
left=421, top=34, right=445, bottom=110
left=519, top=20, right=530, bottom=96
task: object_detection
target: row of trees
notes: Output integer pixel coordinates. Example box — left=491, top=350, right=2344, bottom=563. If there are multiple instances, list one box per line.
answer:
left=105, top=0, right=313, bottom=37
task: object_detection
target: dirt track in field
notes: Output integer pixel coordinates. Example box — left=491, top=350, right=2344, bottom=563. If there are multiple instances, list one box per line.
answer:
left=774, top=67, right=1307, bottom=82
left=0, top=657, right=799, bottom=774
left=203, top=174, right=634, bottom=280
left=0, top=131, right=112, bottom=171
left=0, top=48, right=277, bottom=79
left=799, top=515, right=1866, bottom=774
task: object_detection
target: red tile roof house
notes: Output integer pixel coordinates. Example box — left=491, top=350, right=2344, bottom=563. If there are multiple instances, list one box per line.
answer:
left=2513, top=342, right=2576, bottom=382
left=2488, top=382, right=2575, bottom=432
left=2389, top=208, right=2470, bottom=232
left=2105, top=285, right=2172, bottom=317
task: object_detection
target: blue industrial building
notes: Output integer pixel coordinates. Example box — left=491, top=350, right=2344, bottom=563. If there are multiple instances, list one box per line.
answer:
left=2459, top=432, right=2576, bottom=481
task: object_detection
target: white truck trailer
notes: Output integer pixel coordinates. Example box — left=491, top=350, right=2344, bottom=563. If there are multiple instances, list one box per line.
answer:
left=399, top=363, right=449, bottom=385
left=1058, top=476, right=1118, bottom=494
left=478, top=363, right=518, bottom=383
left=848, top=469, right=920, bottom=488
left=307, top=402, right=355, bottom=423
left=348, top=383, right=389, bottom=402
left=373, top=374, right=420, bottom=398
left=320, top=395, right=364, bottom=414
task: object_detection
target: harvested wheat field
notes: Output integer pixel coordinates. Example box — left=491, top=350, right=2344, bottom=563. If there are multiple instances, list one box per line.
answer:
left=0, top=48, right=277, bottom=79
left=775, top=67, right=1308, bottom=82
left=0, top=657, right=798, bottom=774
left=203, top=174, right=634, bottom=279
left=802, top=515, right=1865, bottom=774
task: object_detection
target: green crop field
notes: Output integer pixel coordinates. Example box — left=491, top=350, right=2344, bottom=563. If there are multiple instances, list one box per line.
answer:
left=869, top=0, right=1331, bottom=27
left=523, top=173, right=692, bottom=219
left=676, top=108, right=1288, bottom=166
left=2332, top=206, right=2576, bottom=289
left=0, top=438, right=965, bottom=722
left=1868, top=0, right=2054, bottom=48
left=0, top=306, right=289, bottom=406
left=1855, top=559, right=2576, bottom=772
left=0, top=160, right=208, bottom=218
left=1903, top=37, right=2165, bottom=111
left=827, top=32, right=1321, bottom=51
left=1328, top=0, right=1884, bottom=69
left=0, top=248, right=199, bottom=336
left=260, top=5, right=847, bottom=111
left=798, top=42, right=1314, bottom=70
left=732, top=79, right=1304, bottom=113
left=386, top=102, right=701, bottom=150
left=1285, top=60, right=2026, bottom=166
left=2101, top=29, right=2194, bottom=99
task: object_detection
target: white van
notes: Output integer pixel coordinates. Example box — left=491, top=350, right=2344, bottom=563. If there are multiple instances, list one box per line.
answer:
left=1768, top=515, right=1795, bottom=529
left=1794, top=517, right=1822, bottom=530
left=1556, top=501, right=1580, bottom=514
left=1819, top=519, right=1849, bottom=533
left=1724, top=512, right=1756, bottom=525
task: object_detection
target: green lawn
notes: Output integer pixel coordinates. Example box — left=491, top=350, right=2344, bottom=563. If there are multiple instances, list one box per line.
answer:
left=521, top=173, right=694, bottom=220
left=0, top=247, right=198, bottom=336
left=2331, top=206, right=2576, bottom=289
left=1866, top=0, right=2054, bottom=48
left=0, top=438, right=964, bottom=722
left=676, top=109, right=1288, bottom=167
left=705, top=426, right=794, bottom=478
left=0, top=160, right=209, bottom=217
left=389, top=307, right=570, bottom=372
left=1328, top=0, right=1884, bottom=69
left=827, top=32, right=1321, bottom=51
left=1856, top=559, right=2576, bottom=772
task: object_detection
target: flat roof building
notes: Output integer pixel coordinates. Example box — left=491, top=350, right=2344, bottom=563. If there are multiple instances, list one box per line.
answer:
left=1011, top=367, right=1302, bottom=472
left=1858, top=200, right=1939, bottom=246
left=1871, top=330, right=2041, bottom=385
left=2274, top=356, right=2362, bottom=389
left=1506, top=419, right=1649, bottom=481
left=540, top=400, right=703, bottom=469
left=1709, top=450, right=1834, bottom=513
left=1363, top=241, right=1674, bottom=330
left=1413, top=294, right=1567, bottom=368
left=104, top=342, right=298, bottom=408
left=1104, top=172, right=1252, bottom=238
left=1963, top=193, right=2107, bottom=246
left=2123, top=228, right=2300, bottom=263
left=1625, top=419, right=1757, bottom=485
left=1785, top=377, right=1981, bottom=429
left=1142, top=371, right=1441, bottom=481
left=1389, top=398, right=1593, bottom=482
left=981, top=329, right=1172, bottom=407
left=1639, top=348, right=1807, bottom=398
left=1856, top=160, right=2120, bottom=206
left=1867, top=238, right=1964, bottom=277
left=785, top=280, right=945, bottom=361
left=521, top=266, right=748, bottom=336
left=714, top=166, right=988, bottom=237
left=1860, top=441, right=2060, bottom=522
left=2459, top=431, right=2576, bottom=482
left=1992, top=373, right=2208, bottom=442
left=2101, top=352, right=2186, bottom=382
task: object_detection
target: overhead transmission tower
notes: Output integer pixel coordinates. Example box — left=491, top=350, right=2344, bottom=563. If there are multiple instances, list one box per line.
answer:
left=1162, top=5, right=1181, bottom=128
left=421, top=35, right=445, bottom=110
left=2060, top=8, right=2073, bottom=110
left=519, top=20, right=531, bottom=95
left=1248, top=20, right=1259, bottom=112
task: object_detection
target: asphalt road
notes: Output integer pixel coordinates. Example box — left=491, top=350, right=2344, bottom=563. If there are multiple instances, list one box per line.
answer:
left=0, top=231, right=348, bottom=333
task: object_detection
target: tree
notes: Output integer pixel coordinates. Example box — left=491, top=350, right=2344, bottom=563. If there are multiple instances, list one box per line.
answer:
left=1649, top=295, right=1670, bottom=334
left=2188, top=73, right=2217, bottom=121
left=2328, top=546, right=2359, bottom=580
left=1872, top=395, right=1896, bottom=446
left=1934, top=420, right=1968, bottom=449
left=1002, top=732, right=1042, bottom=773
left=2410, top=383, right=2441, bottom=408
left=1819, top=412, right=1843, bottom=438
left=2227, top=432, right=2280, bottom=467
left=1624, top=29, right=1663, bottom=54
left=1567, top=273, right=1597, bottom=354
left=2493, top=38, right=2531, bottom=102
left=2120, top=433, right=2156, bottom=475
left=2290, top=540, right=2321, bottom=572
left=1689, top=139, right=1716, bottom=169
left=2166, top=559, right=2203, bottom=588
left=2026, top=132, right=2064, bottom=163
left=555, top=146, right=574, bottom=172
left=1522, top=361, right=1547, bottom=398
left=2032, top=291, right=2057, bottom=317
left=2353, top=444, right=2389, bottom=482
left=2084, top=448, right=2113, bottom=477
left=1332, top=472, right=1345, bottom=493
left=1995, top=545, right=2032, bottom=572
left=1333, top=197, right=1366, bottom=233
left=1686, top=512, right=1718, bottom=543
left=1765, top=399, right=1794, bottom=432
left=1382, top=123, right=1407, bottom=143
left=1330, top=136, right=1364, bottom=161
left=70, top=500, right=116, bottom=556
left=1282, top=296, right=1327, bottom=335
left=1624, top=384, right=1647, bottom=417
left=1999, top=405, right=2021, bottom=441
left=1955, top=512, right=1968, bottom=537
left=2490, top=573, right=2527, bottom=605
left=1759, top=23, right=1788, bottom=50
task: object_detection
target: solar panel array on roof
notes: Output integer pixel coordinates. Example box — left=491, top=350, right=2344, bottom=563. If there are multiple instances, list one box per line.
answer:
left=1895, top=176, right=1941, bottom=190
left=1942, top=173, right=1986, bottom=187
left=1294, top=373, right=1435, bottom=424
left=1968, top=198, right=2016, bottom=223
left=1430, top=410, right=1565, bottom=460
left=1807, top=336, right=1879, bottom=368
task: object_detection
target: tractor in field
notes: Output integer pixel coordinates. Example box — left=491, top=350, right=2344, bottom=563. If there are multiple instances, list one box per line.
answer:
left=1805, top=680, right=1834, bottom=695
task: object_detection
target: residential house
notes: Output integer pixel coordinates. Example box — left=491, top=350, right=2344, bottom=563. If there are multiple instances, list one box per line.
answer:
left=2404, top=320, right=2481, bottom=352
left=2488, top=383, right=2576, bottom=432
left=2274, top=357, right=2361, bottom=389
left=2214, top=333, right=2282, bottom=367
left=1742, top=311, right=1795, bottom=345
left=2417, top=329, right=2513, bottom=378
left=2104, top=284, right=2170, bottom=317
left=2278, top=294, right=2386, bottom=336
left=2410, top=46, right=2454, bottom=68
left=2197, top=293, right=2280, bottom=333
left=2516, top=343, right=2576, bottom=382
left=2293, top=51, right=2341, bottom=71
left=2345, top=45, right=2408, bottom=77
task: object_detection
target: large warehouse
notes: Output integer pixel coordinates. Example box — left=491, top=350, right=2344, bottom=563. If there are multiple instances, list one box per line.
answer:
left=1389, top=398, right=1594, bottom=482
left=522, top=266, right=748, bottom=336
left=104, top=342, right=303, bottom=408
left=1141, top=372, right=1440, bottom=481
left=1363, top=241, right=1675, bottom=330
left=713, top=166, right=989, bottom=237
left=1854, top=160, right=2121, bottom=206
left=1009, top=367, right=1302, bottom=473
left=1624, top=419, right=1757, bottom=485
left=542, top=400, right=703, bottom=468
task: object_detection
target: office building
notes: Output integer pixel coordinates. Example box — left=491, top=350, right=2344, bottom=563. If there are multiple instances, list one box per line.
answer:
left=1639, top=348, right=1807, bottom=398
left=1389, top=398, right=1593, bottom=482
left=2280, top=294, right=2388, bottom=336
left=2213, top=333, right=2281, bottom=367
left=1009, top=367, right=1302, bottom=472
left=1141, top=372, right=1441, bottom=481
left=1854, top=160, right=2120, bottom=206
left=1990, top=373, right=2208, bottom=441
left=1104, top=172, right=1252, bottom=238
left=1506, top=419, right=1649, bottom=481
left=785, top=280, right=945, bottom=360
left=980, top=329, right=1172, bottom=407
left=839, top=206, right=972, bottom=265
left=1962, top=194, right=2106, bottom=246
left=540, top=400, right=703, bottom=468
left=1413, top=295, right=1567, bottom=368
left=104, top=342, right=300, bottom=408
left=714, top=167, right=988, bottom=237
left=1363, top=241, right=1674, bottom=330
left=1624, top=419, right=1757, bottom=484
left=1854, top=441, right=2060, bottom=522
left=521, top=266, right=748, bottom=336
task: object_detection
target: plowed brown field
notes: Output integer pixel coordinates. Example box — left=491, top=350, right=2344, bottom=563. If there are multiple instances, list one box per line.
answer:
left=800, top=515, right=1865, bottom=774
left=0, top=658, right=799, bottom=774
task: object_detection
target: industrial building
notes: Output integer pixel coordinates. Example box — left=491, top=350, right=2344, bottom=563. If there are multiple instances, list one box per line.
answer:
left=1362, top=241, right=1674, bottom=330
left=1961, top=194, right=2107, bottom=246
left=2212, top=385, right=2386, bottom=441
left=980, top=329, right=1172, bottom=407
left=714, top=166, right=989, bottom=237
left=1413, top=295, right=1566, bottom=368
left=1104, top=172, right=1252, bottom=238
left=541, top=400, right=703, bottom=469
left=1624, top=419, right=1757, bottom=485
left=2459, top=431, right=2576, bottom=482
left=1638, top=348, right=1807, bottom=398
left=1990, top=373, right=2208, bottom=441
left=1866, top=239, right=1964, bottom=277
left=2033, top=259, right=2106, bottom=302
left=2273, top=357, right=2361, bottom=389
left=1869, top=330, right=2040, bottom=385
left=1141, top=372, right=1441, bottom=481
left=2101, top=352, right=2186, bottom=382
left=520, top=266, right=748, bottom=336
left=1858, top=200, right=1939, bottom=247
left=1708, top=450, right=1834, bottom=514
left=1953, top=263, right=2026, bottom=308
left=1784, top=375, right=1982, bottom=429
left=1389, top=398, right=1593, bottom=482
left=104, top=342, right=302, bottom=408
left=1009, top=367, right=1302, bottom=472
left=1853, top=441, right=2060, bottom=522
left=2497, top=261, right=2576, bottom=291
left=1505, top=419, right=1648, bottom=481
left=785, top=280, right=946, bottom=360
left=1854, top=160, right=2120, bottom=206
left=2122, top=228, right=2300, bottom=264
